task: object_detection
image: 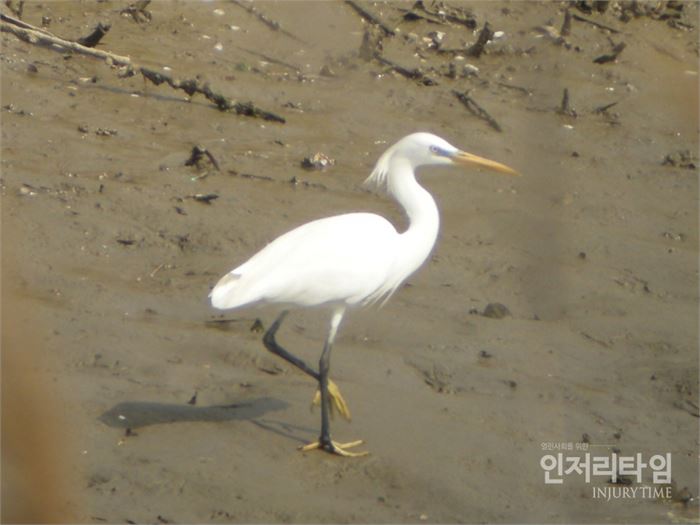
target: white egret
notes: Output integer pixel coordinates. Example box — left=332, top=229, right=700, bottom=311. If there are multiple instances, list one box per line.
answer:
left=210, top=132, right=518, bottom=456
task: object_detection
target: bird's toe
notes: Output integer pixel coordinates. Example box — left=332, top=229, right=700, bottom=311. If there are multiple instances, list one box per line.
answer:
left=311, top=379, right=352, bottom=421
left=299, top=438, right=368, bottom=457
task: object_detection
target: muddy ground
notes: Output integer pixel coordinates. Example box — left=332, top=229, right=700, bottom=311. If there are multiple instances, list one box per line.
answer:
left=1, top=1, right=699, bottom=523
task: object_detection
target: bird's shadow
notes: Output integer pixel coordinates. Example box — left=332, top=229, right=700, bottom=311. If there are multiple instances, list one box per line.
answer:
left=98, top=397, right=316, bottom=445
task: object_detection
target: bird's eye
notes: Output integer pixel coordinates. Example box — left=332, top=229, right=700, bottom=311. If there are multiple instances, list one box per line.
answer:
left=430, top=145, right=448, bottom=157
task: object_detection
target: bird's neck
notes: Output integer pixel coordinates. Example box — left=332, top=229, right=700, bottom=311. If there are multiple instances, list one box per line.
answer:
left=387, top=158, right=440, bottom=272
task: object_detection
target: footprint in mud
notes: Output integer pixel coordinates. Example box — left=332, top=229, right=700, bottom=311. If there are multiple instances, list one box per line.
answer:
left=405, top=358, right=455, bottom=394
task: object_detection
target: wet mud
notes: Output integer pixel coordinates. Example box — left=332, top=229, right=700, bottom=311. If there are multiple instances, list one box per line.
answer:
left=2, top=1, right=699, bottom=523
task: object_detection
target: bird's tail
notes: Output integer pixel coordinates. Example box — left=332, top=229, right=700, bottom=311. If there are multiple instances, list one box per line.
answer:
left=209, top=272, right=247, bottom=310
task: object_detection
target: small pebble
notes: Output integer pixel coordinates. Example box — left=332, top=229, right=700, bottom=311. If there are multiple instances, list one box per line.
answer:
left=319, top=65, right=336, bottom=77
left=675, top=487, right=693, bottom=505
left=19, top=184, right=37, bottom=196
left=482, top=303, right=511, bottom=319
left=301, top=152, right=335, bottom=170
left=187, top=392, right=197, bottom=405
left=95, top=128, right=117, bottom=137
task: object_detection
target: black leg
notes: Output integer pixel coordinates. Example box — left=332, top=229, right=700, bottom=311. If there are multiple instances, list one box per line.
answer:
left=262, top=310, right=319, bottom=381
left=318, top=339, right=333, bottom=451
left=264, top=308, right=364, bottom=456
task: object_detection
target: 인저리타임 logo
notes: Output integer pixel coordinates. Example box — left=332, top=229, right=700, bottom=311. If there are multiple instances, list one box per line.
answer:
left=540, top=441, right=672, bottom=501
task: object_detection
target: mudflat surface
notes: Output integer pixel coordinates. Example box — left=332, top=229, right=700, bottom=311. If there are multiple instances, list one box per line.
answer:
left=2, top=1, right=699, bottom=523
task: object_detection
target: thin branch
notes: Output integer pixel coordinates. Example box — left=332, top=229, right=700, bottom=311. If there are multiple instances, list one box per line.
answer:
left=1, top=20, right=132, bottom=62
left=120, top=0, right=152, bottom=24
left=237, top=46, right=301, bottom=73
left=466, top=22, right=494, bottom=58
left=593, top=42, right=626, bottom=64
left=394, top=6, right=446, bottom=25
left=452, top=90, right=502, bottom=132
left=345, top=0, right=395, bottom=37
left=560, top=9, right=572, bottom=37
left=413, top=0, right=476, bottom=29
left=0, top=17, right=285, bottom=122
left=496, top=81, right=532, bottom=96
left=557, top=87, right=577, bottom=117
left=593, top=101, right=619, bottom=113
left=4, top=0, right=24, bottom=19
left=77, top=22, right=110, bottom=48
left=375, top=54, right=438, bottom=86
left=571, top=13, right=621, bottom=34
left=1, top=12, right=52, bottom=34
left=229, top=0, right=305, bottom=43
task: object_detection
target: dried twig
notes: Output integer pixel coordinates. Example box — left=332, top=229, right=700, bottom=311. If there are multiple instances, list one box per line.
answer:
left=185, top=145, right=221, bottom=171
left=237, top=46, right=301, bottom=72
left=345, top=0, right=395, bottom=37
left=4, top=0, right=24, bottom=19
left=230, top=0, right=305, bottom=43
left=375, top=55, right=437, bottom=86
left=359, top=27, right=383, bottom=61
left=228, top=169, right=274, bottom=182
left=571, top=13, right=621, bottom=34
left=557, top=87, right=577, bottom=117
left=533, top=24, right=569, bottom=47
left=187, top=193, right=219, bottom=204
left=683, top=399, right=700, bottom=418
left=0, top=17, right=285, bottom=122
left=560, top=87, right=570, bottom=113
left=412, top=0, right=476, bottom=29
left=593, top=101, right=619, bottom=113
left=1, top=13, right=49, bottom=33
left=394, top=6, right=445, bottom=25
left=77, top=22, right=110, bottom=48
left=120, top=0, right=152, bottom=23
left=149, top=263, right=165, bottom=278
left=1, top=19, right=131, bottom=61
left=466, top=22, right=494, bottom=58
left=452, top=90, right=502, bottom=132
left=593, top=41, right=626, bottom=63
left=496, top=81, right=532, bottom=96
left=560, top=9, right=572, bottom=37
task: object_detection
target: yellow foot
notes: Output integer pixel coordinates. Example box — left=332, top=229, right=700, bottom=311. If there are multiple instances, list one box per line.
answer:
left=311, top=379, right=351, bottom=421
left=299, top=439, right=368, bottom=457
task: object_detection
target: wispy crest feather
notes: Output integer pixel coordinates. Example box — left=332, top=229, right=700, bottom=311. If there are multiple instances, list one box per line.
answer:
left=362, top=143, right=396, bottom=193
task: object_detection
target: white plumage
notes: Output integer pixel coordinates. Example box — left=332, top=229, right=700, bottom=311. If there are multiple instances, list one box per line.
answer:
left=209, top=212, right=399, bottom=309
left=208, top=132, right=518, bottom=456
left=209, top=133, right=470, bottom=311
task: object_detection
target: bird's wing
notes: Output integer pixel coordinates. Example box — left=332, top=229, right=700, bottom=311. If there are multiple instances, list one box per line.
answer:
left=210, top=213, right=400, bottom=310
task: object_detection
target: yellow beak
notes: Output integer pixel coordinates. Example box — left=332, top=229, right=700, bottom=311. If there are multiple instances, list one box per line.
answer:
left=451, top=151, right=520, bottom=176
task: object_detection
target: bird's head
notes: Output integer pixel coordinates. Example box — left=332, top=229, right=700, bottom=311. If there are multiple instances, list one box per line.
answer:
left=365, top=132, right=519, bottom=192
left=397, top=132, right=520, bottom=173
